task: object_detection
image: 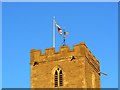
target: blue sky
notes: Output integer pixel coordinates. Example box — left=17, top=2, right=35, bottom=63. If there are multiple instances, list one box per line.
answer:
left=2, top=2, right=118, bottom=88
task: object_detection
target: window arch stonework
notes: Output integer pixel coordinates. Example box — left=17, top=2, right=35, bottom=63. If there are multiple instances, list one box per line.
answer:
left=52, top=66, right=63, bottom=87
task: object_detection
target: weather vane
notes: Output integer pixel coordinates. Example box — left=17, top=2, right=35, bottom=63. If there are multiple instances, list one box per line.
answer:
left=62, top=29, right=69, bottom=46
left=53, top=16, right=69, bottom=47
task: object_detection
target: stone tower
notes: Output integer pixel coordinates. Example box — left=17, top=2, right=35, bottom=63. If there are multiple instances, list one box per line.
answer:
left=30, top=42, right=100, bottom=88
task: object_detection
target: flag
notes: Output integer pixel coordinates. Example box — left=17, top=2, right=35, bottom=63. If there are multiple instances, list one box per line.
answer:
left=55, top=21, right=62, bottom=35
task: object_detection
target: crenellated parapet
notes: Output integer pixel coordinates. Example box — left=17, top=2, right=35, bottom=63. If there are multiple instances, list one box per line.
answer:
left=30, top=42, right=100, bottom=71
left=30, top=49, right=41, bottom=64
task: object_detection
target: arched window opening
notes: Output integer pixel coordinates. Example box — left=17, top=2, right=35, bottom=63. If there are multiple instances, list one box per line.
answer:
left=54, top=67, right=63, bottom=87
left=59, top=70, right=63, bottom=86
left=55, top=70, right=58, bottom=87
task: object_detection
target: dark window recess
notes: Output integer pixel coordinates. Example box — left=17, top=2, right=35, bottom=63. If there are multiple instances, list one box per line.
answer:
left=59, top=70, right=63, bottom=86
left=54, top=69, right=63, bottom=87
left=55, top=70, right=58, bottom=87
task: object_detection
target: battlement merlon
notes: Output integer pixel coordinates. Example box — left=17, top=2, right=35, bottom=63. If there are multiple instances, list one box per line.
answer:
left=60, top=46, right=70, bottom=53
left=45, top=48, right=55, bottom=55
left=30, top=42, right=100, bottom=66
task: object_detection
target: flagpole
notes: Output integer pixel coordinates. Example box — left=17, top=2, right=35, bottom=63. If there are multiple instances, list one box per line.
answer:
left=53, top=16, right=55, bottom=48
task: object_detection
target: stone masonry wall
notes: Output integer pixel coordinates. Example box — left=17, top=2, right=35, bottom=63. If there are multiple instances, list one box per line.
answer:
left=30, top=42, right=100, bottom=88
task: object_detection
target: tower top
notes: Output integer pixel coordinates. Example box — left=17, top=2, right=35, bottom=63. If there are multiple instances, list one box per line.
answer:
left=30, top=42, right=100, bottom=88
left=30, top=42, right=100, bottom=72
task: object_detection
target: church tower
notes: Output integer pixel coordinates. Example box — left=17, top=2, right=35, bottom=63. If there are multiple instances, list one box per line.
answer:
left=30, top=42, right=100, bottom=88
